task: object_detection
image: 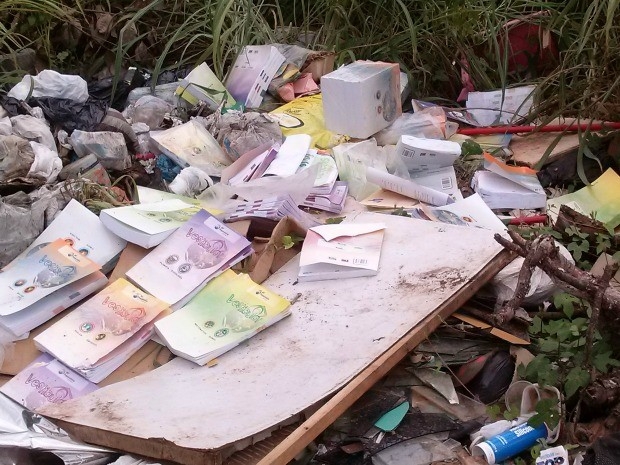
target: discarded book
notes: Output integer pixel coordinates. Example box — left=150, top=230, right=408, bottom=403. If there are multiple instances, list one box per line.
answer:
left=33, top=278, right=169, bottom=383
left=126, top=209, right=253, bottom=308
left=100, top=199, right=201, bottom=249
left=0, top=353, right=98, bottom=410
left=6, top=199, right=127, bottom=274
left=298, top=222, right=386, bottom=282
left=155, top=270, right=291, bottom=366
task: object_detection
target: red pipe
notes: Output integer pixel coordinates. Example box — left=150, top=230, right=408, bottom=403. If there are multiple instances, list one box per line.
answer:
left=457, top=122, right=620, bottom=135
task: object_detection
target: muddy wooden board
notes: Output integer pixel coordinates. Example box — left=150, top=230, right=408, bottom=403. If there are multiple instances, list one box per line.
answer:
left=39, top=212, right=507, bottom=464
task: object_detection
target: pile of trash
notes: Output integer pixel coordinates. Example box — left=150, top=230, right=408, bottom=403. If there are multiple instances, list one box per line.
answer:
left=1, top=40, right=620, bottom=465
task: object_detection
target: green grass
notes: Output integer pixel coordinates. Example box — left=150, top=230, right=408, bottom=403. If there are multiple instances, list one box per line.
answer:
left=1, top=0, right=619, bottom=125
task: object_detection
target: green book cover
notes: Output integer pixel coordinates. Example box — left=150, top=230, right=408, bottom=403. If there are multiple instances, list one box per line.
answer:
left=154, top=270, right=291, bottom=365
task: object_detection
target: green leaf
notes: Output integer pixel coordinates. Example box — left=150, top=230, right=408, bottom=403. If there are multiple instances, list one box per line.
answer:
left=528, top=397, right=561, bottom=430
left=325, top=217, right=345, bottom=224
left=593, top=351, right=620, bottom=372
left=530, top=315, right=543, bottom=334
left=564, top=366, right=591, bottom=398
left=503, top=405, right=520, bottom=421
left=282, top=233, right=304, bottom=250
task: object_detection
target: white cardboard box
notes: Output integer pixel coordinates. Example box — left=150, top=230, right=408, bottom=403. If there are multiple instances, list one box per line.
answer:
left=321, top=61, right=402, bottom=138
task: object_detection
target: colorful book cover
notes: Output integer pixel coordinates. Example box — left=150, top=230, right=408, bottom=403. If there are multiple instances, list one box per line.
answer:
left=0, top=353, right=97, bottom=410
left=126, top=209, right=252, bottom=305
left=154, top=270, right=290, bottom=364
left=0, top=239, right=100, bottom=316
left=6, top=199, right=126, bottom=271
left=33, top=278, right=169, bottom=371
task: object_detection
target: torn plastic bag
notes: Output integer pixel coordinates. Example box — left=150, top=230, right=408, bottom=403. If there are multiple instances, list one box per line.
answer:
left=122, top=95, right=172, bottom=130
left=480, top=241, right=574, bottom=306
left=109, top=455, right=163, bottom=465
left=0, top=116, right=12, bottom=135
left=97, top=109, right=139, bottom=153
left=34, top=97, right=109, bottom=133
left=70, top=130, right=131, bottom=171
left=0, top=135, right=35, bottom=181
left=199, top=163, right=318, bottom=213
left=373, top=107, right=457, bottom=146
left=333, top=138, right=409, bottom=200
left=126, top=82, right=179, bottom=107
left=7, top=70, right=89, bottom=103
left=199, top=111, right=282, bottom=160
left=169, top=167, right=213, bottom=197
left=459, top=350, right=515, bottom=404
left=88, top=72, right=146, bottom=111
left=0, top=394, right=114, bottom=465
left=0, top=191, right=48, bottom=267
left=28, top=141, right=62, bottom=183
left=10, top=115, right=56, bottom=152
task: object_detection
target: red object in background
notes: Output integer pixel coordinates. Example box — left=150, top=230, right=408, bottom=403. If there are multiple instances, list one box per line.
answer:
left=499, top=14, right=559, bottom=74
left=457, top=122, right=620, bottom=135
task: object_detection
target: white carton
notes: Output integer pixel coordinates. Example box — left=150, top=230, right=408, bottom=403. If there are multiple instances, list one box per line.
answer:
left=321, top=61, right=401, bottom=138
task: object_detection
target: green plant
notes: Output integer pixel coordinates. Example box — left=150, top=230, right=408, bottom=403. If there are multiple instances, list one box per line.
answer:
left=520, top=304, right=620, bottom=400
left=281, top=233, right=304, bottom=250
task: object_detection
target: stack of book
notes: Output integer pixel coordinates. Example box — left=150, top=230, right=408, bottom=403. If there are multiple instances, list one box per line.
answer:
left=298, top=222, right=387, bottom=282
left=472, top=153, right=546, bottom=209
left=100, top=199, right=201, bottom=249
left=0, top=238, right=107, bottom=338
left=126, top=209, right=253, bottom=309
left=34, top=278, right=169, bottom=383
left=155, top=270, right=291, bottom=366
left=224, top=194, right=319, bottom=228
left=0, top=353, right=98, bottom=410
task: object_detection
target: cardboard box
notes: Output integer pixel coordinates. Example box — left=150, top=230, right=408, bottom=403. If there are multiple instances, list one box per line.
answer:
left=321, top=61, right=402, bottom=138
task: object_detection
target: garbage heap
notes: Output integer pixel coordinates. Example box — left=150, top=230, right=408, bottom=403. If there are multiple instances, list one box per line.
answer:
left=0, top=42, right=620, bottom=465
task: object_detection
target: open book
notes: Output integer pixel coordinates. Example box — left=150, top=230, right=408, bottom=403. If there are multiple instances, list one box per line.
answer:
left=155, top=270, right=291, bottom=365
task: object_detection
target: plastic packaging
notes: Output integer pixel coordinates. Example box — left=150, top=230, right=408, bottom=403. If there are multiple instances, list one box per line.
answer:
left=27, top=141, right=62, bottom=183
left=122, top=95, right=172, bottom=129
left=70, top=130, right=131, bottom=171
left=481, top=241, right=574, bottom=306
left=0, top=135, right=35, bottom=181
left=333, top=138, right=410, bottom=200
left=169, top=167, right=213, bottom=197
left=200, top=111, right=282, bottom=160
left=472, top=422, right=548, bottom=464
left=33, top=97, right=109, bottom=132
left=374, top=107, right=453, bottom=146
left=0, top=116, right=12, bottom=135
left=126, top=82, right=180, bottom=107
left=10, top=115, right=56, bottom=152
left=269, top=94, right=347, bottom=149
left=8, top=70, right=89, bottom=103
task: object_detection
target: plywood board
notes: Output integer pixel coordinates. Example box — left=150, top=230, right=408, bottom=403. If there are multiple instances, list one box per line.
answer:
left=510, top=131, right=580, bottom=168
left=39, top=212, right=507, bottom=464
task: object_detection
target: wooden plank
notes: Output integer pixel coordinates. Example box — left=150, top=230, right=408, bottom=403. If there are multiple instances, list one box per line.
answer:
left=510, top=131, right=580, bottom=168
left=38, top=213, right=509, bottom=464
left=256, top=248, right=513, bottom=465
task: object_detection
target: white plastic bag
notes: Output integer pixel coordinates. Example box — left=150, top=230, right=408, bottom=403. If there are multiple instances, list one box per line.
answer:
left=333, top=138, right=409, bottom=200
left=484, top=241, right=574, bottom=305
left=169, top=167, right=213, bottom=197
left=122, top=95, right=172, bottom=129
left=10, top=115, right=56, bottom=152
left=28, top=141, right=62, bottom=183
left=70, top=130, right=131, bottom=171
left=7, top=70, right=89, bottom=103
left=374, top=107, right=454, bottom=146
